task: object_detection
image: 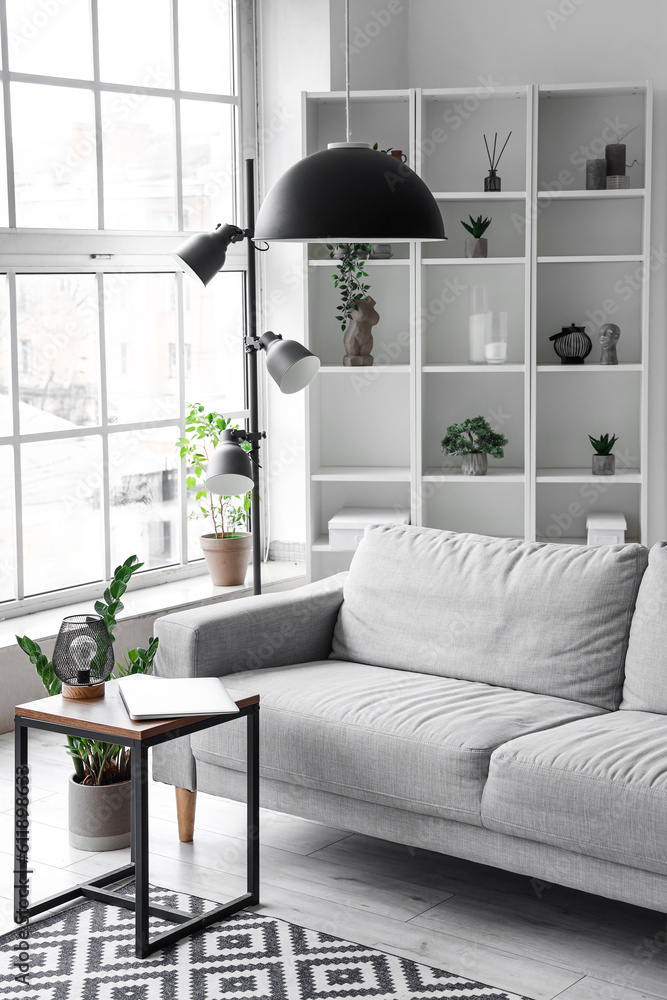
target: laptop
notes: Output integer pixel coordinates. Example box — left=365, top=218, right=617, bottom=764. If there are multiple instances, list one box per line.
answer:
left=118, top=674, right=240, bottom=721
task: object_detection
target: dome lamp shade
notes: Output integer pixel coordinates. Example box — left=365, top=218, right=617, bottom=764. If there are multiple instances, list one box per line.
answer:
left=253, top=142, right=446, bottom=243
left=205, top=429, right=254, bottom=496
left=260, top=332, right=320, bottom=394
left=52, top=615, right=115, bottom=700
left=171, top=223, right=244, bottom=286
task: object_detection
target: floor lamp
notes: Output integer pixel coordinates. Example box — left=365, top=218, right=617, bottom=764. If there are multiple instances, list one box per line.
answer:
left=172, top=159, right=320, bottom=596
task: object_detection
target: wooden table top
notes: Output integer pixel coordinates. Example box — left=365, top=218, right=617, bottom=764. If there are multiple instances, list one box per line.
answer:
left=15, top=678, right=259, bottom=741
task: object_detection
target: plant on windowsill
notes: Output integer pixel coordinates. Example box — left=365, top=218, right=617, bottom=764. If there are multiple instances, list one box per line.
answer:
left=589, top=432, right=618, bottom=476
left=461, top=214, right=492, bottom=258
left=441, top=416, right=509, bottom=477
left=15, top=555, right=159, bottom=850
left=177, top=403, right=253, bottom=587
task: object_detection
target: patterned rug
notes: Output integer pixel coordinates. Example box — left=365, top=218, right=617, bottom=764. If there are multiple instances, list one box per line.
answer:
left=0, top=883, right=529, bottom=999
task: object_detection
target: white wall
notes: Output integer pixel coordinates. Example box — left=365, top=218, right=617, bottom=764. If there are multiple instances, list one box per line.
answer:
left=261, top=0, right=667, bottom=545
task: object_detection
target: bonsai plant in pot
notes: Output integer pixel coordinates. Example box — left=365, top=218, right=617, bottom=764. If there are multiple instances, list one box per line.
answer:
left=16, top=555, right=159, bottom=850
left=462, top=215, right=492, bottom=258
left=327, top=243, right=378, bottom=366
left=441, top=416, right=509, bottom=476
left=589, top=432, right=618, bottom=476
left=178, top=404, right=253, bottom=586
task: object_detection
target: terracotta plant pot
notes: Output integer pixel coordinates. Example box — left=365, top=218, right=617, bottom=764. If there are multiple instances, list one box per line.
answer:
left=200, top=533, right=253, bottom=586
left=462, top=453, right=488, bottom=476
left=68, top=776, right=131, bottom=851
left=592, top=454, right=615, bottom=476
left=465, top=237, right=487, bottom=259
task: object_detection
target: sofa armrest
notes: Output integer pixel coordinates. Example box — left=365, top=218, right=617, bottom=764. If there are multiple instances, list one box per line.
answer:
left=153, top=572, right=347, bottom=680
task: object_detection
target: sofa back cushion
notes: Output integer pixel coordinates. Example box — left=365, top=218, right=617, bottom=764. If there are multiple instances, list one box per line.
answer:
left=620, top=542, right=667, bottom=713
left=331, top=525, right=648, bottom=710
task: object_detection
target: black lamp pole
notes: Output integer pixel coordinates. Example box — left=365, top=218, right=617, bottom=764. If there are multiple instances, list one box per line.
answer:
left=244, top=158, right=264, bottom=597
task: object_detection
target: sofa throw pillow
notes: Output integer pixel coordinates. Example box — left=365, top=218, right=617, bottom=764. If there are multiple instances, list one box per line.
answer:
left=620, top=542, right=667, bottom=713
left=331, top=525, right=648, bottom=710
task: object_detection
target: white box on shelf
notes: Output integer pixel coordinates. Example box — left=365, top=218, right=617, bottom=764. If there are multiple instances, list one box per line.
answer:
left=328, top=507, right=410, bottom=551
left=586, top=512, right=627, bottom=546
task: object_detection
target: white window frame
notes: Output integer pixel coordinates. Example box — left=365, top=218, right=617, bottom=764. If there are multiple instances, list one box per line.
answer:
left=0, top=0, right=257, bottom=618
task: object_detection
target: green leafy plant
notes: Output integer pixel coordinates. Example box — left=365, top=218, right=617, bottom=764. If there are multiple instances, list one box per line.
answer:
left=372, top=142, right=393, bottom=154
left=16, top=555, right=159, bottom=785
left=326, top=243, right=372, bottom=333
left=461, top=214, right=492, bottom=239
left=589, top=432, right=618, bottom=456
left=441, top=416, right=508, bottom=458
left=177, top=403, right=252, bottom=539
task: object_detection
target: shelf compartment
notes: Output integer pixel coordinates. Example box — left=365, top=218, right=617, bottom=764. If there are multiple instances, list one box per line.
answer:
left=424, top=200, right=527, bottom=259
left=536, top=197, right=643, bottom=258
left=305, top=91, right=410, bottom=158
left=536, top=482, right=641, bottom=543
left=536, top=468, right=642, bottom=483
left=310, top=480, right=412, bottom=549
left=311, top=467, right=410, bottom=482
left=423, top=481, right=525, bottom=538
left=424, top=468, right=524, bottom=483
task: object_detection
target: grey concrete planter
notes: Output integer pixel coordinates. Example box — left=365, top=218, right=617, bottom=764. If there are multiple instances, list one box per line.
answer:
left=465, top=237, right=487, bottom=258
left=68, top=776, right=131, bottom=851
left=592, top=454, right=615, bottom=476
left=462, top=452, right=488, bottom=476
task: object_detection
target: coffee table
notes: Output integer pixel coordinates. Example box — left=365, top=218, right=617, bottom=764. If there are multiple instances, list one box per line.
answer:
left=14, top=679, right=259, bottom=958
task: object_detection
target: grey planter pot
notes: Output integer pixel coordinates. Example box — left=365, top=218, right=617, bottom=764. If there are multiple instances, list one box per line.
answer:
left=592, top=454, right=615, bottom=476
left=462, top=452, right=488, bottom=476
left=465, top=237, right=487, bottom=258
left=68, top=776, right=132, bottom=851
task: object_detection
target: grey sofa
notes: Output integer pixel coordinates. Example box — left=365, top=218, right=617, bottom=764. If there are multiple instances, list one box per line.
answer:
left=152, top=524, right=667, bottom=912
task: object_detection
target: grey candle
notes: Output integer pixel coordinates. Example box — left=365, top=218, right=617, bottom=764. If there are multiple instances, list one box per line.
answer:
left=605, top=143, right=626, bottom=176
left=586, top=159, right=607, bottom=189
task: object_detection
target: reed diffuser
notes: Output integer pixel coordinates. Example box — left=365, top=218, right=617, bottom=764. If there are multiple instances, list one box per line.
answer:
left=483, top=131, right=512, bottom=192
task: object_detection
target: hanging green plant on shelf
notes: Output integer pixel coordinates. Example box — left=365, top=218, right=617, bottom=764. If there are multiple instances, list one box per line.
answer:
left=327, top=243, right=373, bottom=333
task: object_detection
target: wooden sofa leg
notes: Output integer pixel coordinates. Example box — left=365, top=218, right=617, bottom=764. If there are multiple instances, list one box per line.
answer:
left=175, top=787, right=197, bottom=842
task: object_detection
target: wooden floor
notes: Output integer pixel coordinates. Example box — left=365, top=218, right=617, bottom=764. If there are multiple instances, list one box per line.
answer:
left=1, top=729, right=666, bottom=1000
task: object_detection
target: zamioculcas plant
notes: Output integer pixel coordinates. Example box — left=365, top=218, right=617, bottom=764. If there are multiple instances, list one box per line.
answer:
left=589, top=432, right=618, bottom=455
left=461, top=214, right=492, bottom=239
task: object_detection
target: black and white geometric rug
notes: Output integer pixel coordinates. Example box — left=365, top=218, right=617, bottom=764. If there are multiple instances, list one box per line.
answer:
left=0, top=883, right=529, bottom=999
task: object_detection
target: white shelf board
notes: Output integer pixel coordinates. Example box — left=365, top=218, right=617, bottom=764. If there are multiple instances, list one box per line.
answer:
left=538, top=255, right=644, bottom=264
left=423, top=86, right=529, bottom=100
left=318, top=364, right=410, bottom=374
left=537, top=189, right=645, bottom=201
left=432, top=191, right=526, bottom=201
left=536, top=468, right=642, bottom=483
left=306, top=89, right=410, bottom=102
left=537, top=364, right=642, bottom=372
left=311, top=466, right=411, bottom=482
left=423, top=468, right=525, bottom=483
left=422, top=257, right=525, bottom=266
left=536, top=536, right=640, bottom=546
left=312, top=534, right=332, bottom=552
left=308, top=258, right=409, bottom=267
left=424, top=364, right=525, bottom=373
left=538, top=81, right=648, bottom=98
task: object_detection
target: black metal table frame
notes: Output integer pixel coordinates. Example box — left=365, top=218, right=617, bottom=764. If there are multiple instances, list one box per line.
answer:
left=14, top=704, right=259, bottom=958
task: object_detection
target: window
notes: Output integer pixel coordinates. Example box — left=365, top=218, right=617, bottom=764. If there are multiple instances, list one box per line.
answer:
left=0, top=0, right=251, bottom=610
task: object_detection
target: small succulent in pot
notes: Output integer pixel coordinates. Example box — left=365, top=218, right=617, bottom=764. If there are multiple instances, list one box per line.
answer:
left=462, top=215, right=492, bottom=258
left=441, top=416, right=508, bottom=476
left=589, top=432, right=618, bottom=476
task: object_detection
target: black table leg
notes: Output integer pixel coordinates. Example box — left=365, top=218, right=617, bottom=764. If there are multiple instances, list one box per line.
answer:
left=14, top=722, right=29, bottom=924
left=132, top=741, right=149, bottom=958
left=247, top=705, right=260, bottom=905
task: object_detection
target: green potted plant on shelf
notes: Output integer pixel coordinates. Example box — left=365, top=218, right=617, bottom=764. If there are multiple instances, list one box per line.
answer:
left=461, top=214, right=492, bottom=258
left=177, top=403, right=253, bottom=586
left=16, top=555, right=159, bottom=850
left=327, top=242, right=373, bottom=333
left=441, top=416, right=509, bottom=476
left=589, top=432, right=618, bottom=476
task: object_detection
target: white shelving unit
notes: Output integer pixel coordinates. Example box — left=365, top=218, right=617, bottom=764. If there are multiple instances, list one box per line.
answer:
left=302, top=83, right=652, bottom=580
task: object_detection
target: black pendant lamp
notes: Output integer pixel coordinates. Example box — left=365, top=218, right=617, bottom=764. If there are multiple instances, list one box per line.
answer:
left=254, top=2, right=446, bottom=244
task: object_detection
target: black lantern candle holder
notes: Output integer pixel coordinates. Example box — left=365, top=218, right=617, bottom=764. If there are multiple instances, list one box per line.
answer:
left=52, top=614, right=114, bottom=700
left=549, top=323, right=593, bottom=365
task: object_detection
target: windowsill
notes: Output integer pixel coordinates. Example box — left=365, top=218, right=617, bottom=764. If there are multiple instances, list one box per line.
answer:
left=0, top=561, right=306, bottom=649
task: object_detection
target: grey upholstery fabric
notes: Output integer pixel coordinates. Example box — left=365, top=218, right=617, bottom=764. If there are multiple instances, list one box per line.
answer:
left=151, top=574, right=346, bottom=789
left=331, top=525, right=648, bottom=710
left=621, top=542, right=667, bottom=713
left=189, top=660, right=603, bottom=825
left=198, top=765, right=667, bottom=913
left=482, top=710, right=667, bottom=874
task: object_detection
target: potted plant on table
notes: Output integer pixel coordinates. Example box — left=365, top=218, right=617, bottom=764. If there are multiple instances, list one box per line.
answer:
left=177, top=403, right=253, bottom=587
left=441, top=416, right=509, bottom=476
left=462, top=215, right=492, bottom=258
left=589, top=432, right=618, bottom=476
left=16, top=556, right=159, bottom=850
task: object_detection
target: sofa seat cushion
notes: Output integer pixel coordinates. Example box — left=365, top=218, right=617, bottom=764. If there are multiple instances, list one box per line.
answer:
left=331, top=525, right=648, bottom=710
left=191, top=660, right=604, bottom=826
left=482, top=711, right=667, bottom=874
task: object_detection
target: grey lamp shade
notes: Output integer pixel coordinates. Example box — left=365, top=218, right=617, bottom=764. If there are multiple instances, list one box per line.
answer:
left=260, top=332, right=320, bottom=394
left=254, top=143, right=446, bottom=243
left=205, top=429, right=254, bottom=496
left=172, top=223, right=242, bottom=286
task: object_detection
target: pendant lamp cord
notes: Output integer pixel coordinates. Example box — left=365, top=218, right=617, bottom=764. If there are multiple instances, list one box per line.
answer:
left=345, top=0, right=351, bottom=142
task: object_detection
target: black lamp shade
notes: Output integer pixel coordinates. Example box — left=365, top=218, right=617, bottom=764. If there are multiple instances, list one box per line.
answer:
left=254, top=143, right=446, bottom=243
left=260, top=332, right=320, bottom=393
left=172, top=223, right=242, bottom=286
left=52, top=615, right=114, bottom=687
left=205, top=429, right=254, bottom=496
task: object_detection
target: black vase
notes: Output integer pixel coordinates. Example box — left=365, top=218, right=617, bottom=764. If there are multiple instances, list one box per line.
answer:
left=484, top=169, right=501, bottom=192
left=549, top=323, right=592, bottom=365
